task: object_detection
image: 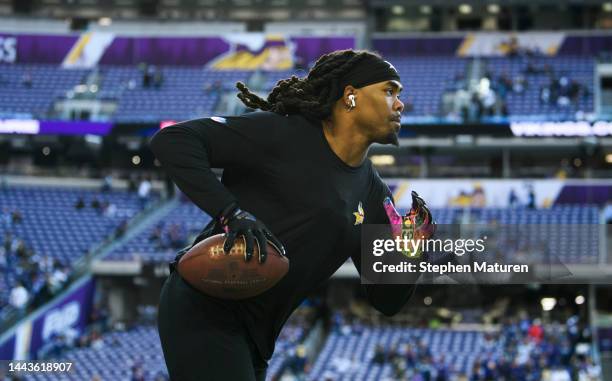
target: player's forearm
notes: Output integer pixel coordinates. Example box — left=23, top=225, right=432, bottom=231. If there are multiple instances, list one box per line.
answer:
left=149, top=124, right=236, bottom=217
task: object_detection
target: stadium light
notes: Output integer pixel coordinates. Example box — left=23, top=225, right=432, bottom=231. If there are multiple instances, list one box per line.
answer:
left=370, top=155, right=395, bottom=166
left=603, top=3, right=612, bottom=12
left=541, top=297, right=556, bottom=311
left=391, top=5, right=405, bottom=15
left=575, top=295, right=585, bottom=305
left=98, top=17, right=112, bottom=26
left=420, top=5, right=432, bottom=15
left=458, top=4, right=472, bottom=15
left=487, top=4, right=500, bottom=14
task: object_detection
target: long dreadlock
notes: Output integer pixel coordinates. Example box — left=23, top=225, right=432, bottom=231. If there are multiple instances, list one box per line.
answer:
left=235, top=49, right=382, bottom=121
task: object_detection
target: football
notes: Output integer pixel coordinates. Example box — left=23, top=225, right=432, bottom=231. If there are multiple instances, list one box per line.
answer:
left=177, top=234, right=289, bottom=300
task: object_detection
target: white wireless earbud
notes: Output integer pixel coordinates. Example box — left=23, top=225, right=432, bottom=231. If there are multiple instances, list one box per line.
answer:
left=348, top=94, right=356, bottom=108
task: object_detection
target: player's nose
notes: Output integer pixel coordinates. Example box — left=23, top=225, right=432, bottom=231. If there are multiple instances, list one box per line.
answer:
left=394, top=98, right=404, bottom=113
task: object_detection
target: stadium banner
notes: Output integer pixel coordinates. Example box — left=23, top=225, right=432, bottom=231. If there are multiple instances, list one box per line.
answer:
left=373, top=36, right=463, bottom=56
left=386, top=179, right=612, bottom=209
left=0, top=335, right=15, bottom=360
left=456, top=32, right=565, bottom=57
left=559, top=34, right=612, bottom=55
left=399, top=120, right=512, bottom=136
left=0, top=33, right=78, bottom=64
left=510, top=121, right=612, bottom=137
left=374, top=32, right=612, bottom=57
left=40, top=120, right=113, bottom=135
left=0, top=120, right=113, bottom=135
left=62, top=32, right=115, bottom=69
left=28, top=277, right=95, bottom=359
left=0, top=32, right=354, bottom=68
left=0, top=276, right=95, bottom=360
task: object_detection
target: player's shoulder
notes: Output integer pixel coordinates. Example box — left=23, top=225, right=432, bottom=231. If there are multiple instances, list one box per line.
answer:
left=227, top=111, right=289, bottom=124
left=217, top=111, right=312, bottom=132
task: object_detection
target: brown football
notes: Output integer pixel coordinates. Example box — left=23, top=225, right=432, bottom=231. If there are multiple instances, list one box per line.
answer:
left=177, top=234, right=289, bottom=300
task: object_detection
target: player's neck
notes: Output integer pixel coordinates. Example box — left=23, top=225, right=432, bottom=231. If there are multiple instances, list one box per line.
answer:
left=321, top=119, right=369, bottom=167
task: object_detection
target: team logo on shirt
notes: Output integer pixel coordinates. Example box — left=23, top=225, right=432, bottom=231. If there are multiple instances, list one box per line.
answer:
left=211, top=116, right=227, bottom=124
left=353, top=202, right=364, bottom=225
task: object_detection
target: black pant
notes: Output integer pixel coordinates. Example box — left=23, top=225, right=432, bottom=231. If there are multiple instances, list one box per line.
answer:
left=157, top=270, right=267, bottom=381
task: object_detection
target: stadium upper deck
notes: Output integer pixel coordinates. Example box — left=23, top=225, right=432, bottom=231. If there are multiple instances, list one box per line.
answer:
left=0, top=30, right=609, bottom=124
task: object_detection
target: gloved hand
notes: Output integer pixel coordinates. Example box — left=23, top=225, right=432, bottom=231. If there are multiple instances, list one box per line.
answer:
left=219, top=205, right=286, bottom=263
left=383, top=191, right=436, bottom=257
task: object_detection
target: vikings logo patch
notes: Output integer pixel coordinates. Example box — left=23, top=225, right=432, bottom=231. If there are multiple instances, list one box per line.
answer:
left=353, top=201, right=364, bottom=225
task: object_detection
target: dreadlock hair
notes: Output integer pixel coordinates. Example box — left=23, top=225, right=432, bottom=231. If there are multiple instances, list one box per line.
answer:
left=235, top=49, right=382, bottom=121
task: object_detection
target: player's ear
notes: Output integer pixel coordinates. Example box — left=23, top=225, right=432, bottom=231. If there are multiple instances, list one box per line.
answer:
left=342, top=85, right=357, bottom=105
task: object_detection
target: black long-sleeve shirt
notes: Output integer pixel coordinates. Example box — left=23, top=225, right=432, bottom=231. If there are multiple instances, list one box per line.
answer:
left=150, top=111, right=416, bottom=360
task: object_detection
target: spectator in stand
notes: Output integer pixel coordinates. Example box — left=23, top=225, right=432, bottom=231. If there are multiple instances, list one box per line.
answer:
left=91, top=197, right=101, bottom=211
left=128, top=174, right=138, bottom=193
left=141, top=63, right=153, bottom=88
left=11, top=209, right=23, bottom=224
left=9, top=281, right=29, bottom=315
left=527, top=186, right=536, bottom=209
left=1, top=207, right=12, bottom=231
left=513, top=75, right=528, bottom=94
left=508, top=188, right=519, bottom=208
left=150, top=223, right=165, bottom=249
left=115, top=219, right=129, bottom=238
left=102, top=175, right=113, bottom=192
left=102, top=201, right=117, bottom=218
left=528, top=318, right=544, bottom=343
left=167, top=223, right=187, bottom=249
left=372, top=344, right=386, bottom=364
left=286, top=345, right=307, bottom=378
left=203, top=80, right=223, bottom=96
left=131, top=361, right=146, bottom=381
left=138, top=176, right=152, bottom=209
left=579, top=356, right=602, bottom=381
left=153, top=67, right=164, bottom=89
left=75, top=196, right=85, bottom=210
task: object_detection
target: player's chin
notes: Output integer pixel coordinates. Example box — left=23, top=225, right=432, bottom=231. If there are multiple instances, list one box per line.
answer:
left=378, top=131, right=400, bottom=146
left=374, top=132, right=399, bottom=147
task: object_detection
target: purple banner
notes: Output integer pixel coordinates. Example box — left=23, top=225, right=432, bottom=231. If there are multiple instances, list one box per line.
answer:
left=558, top=35, right=612, bottom=56
left=291, top=36, right=354, bottom=65
left=0, top=335, right=15, bottom=360
left=99, top=36, right=230, bottom=66
left=0, top=33, right=78, bottom=64
left=40, top=120, right=113, bottom=135
left=373, top=37, right=462, bottom=56
left=0, top=120, right=113, bottom=135
left=0, top=33, right=355, bottom=67
left=555, top=185, right=612, bottom=206
left=28, top=277, right=95, bottom=359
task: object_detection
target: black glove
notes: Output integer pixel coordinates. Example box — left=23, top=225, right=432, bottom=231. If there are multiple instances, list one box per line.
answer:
left=219, top=205, right=286, bottom=263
